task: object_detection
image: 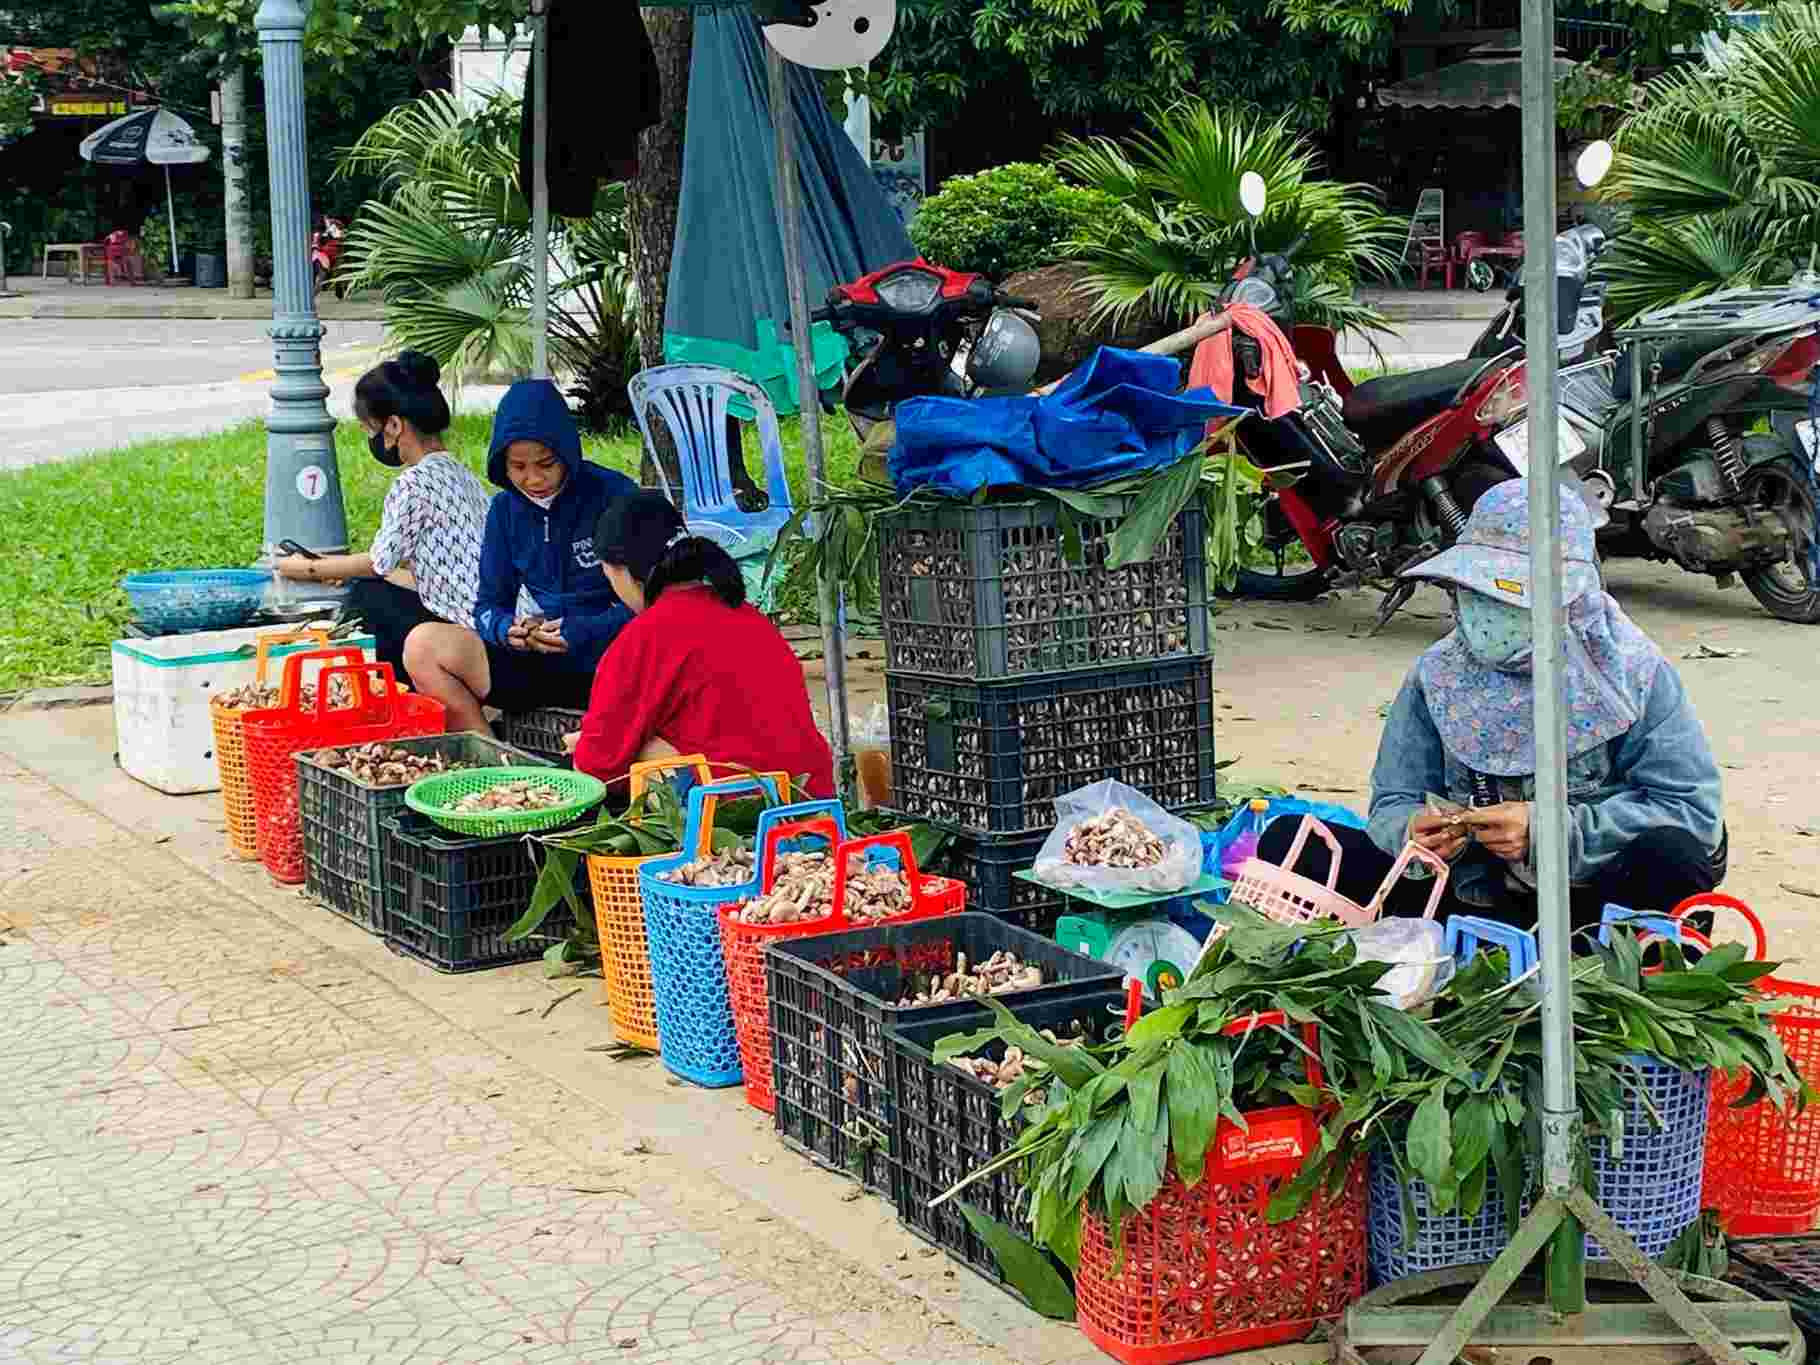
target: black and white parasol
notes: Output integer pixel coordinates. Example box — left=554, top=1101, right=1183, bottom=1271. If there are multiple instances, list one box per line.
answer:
left=78, top=107, right=211, bottom=274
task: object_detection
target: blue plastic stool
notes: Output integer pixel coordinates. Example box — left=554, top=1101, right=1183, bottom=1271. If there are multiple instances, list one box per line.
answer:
left=1445, top=916, right=1538, bottom=981
left=639, top=778, right=845, bottom=1088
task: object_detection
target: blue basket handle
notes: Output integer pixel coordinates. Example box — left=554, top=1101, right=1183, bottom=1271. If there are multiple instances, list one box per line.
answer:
left=1445, top=915, right=1537, bottom=982
left=1599, top=904, right=1685, bottom=946
left=753, top=799, right=849, bottom=891
left=679, top=774, right=785, bottom=857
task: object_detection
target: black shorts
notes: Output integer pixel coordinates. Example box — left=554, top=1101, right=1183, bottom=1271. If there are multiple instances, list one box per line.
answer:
left=481, top=644, right=593, bottom=715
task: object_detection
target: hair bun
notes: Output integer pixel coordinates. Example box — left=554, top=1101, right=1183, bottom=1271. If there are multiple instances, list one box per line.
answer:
left=392, top=350, right=441, bottom=390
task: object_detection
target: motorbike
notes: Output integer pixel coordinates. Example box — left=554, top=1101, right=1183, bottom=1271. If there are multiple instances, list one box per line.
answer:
left=1228, top=146, right=1820, bottom=626
left=310, top=215, right=346, bottom=298
left=811, top=257, right=1042, bottom=447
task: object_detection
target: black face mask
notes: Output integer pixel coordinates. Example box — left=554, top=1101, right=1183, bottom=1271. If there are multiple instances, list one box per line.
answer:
left=369, top=429, right=402, bottom=468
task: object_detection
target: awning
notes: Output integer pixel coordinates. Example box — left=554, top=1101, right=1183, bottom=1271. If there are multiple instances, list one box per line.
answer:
left=1378, top=32, right=1591, bottom=110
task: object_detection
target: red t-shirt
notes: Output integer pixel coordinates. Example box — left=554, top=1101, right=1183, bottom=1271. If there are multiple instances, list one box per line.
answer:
left=572, top=585, right=836, bottom=799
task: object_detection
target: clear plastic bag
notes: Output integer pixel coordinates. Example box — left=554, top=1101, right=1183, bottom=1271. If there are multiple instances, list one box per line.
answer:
left=1032, top=780, right=1202, bottom=895
left=1348, top=917, right=1456, bottom=1011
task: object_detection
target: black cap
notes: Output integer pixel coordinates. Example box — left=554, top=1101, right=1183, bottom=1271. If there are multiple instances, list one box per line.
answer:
left=594, top=490, right=686, bottom=582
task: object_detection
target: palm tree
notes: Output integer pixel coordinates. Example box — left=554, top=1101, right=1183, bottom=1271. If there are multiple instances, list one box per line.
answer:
left=333, top=91, right=639, bottom=428
left=1599, top=5, right=1820, bottom=325
left=1053, top=101, right=1407, bottom=339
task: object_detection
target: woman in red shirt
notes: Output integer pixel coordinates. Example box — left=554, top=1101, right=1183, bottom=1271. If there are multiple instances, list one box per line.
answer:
left=568, top=491, right=836, bottom=799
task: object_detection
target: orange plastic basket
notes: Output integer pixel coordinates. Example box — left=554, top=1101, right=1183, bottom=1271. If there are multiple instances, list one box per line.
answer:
left=585, top=754, right=717, bottom=1052
left=1683, top=894, right=1820, bottom=1235
left=243, top=657, right=444, bottom=884
left=209, top=628, right=330, bottom=858
left=1074, top=1011, right=1366, bottom=1363
left=721, top=826, right=965, bottom=1115
left=1228, top=816, right=1449, bottom=927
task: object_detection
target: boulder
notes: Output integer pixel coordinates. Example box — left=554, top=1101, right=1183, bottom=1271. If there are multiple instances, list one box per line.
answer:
left=1002, top=262, right=1176, bottom=383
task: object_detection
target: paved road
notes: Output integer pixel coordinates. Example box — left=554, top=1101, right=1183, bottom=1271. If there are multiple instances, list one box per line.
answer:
left=0, top=319, right=507, bottom=475
left=0, top=315, right=1490, bottom=475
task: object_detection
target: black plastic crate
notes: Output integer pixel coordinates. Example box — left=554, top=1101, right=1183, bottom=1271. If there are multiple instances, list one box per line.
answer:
left=765, top=912, right=1125, bottom=1196
left=1728, top=1236, right=1820, bottom=1353
left=380, top=810, right=586, bottom=973
left=891, top=991, right=1126, bottom=1300
left=886, top=658, right=1216, bottom=836
left=927, top=830, right=1065, bottom=938
left=493, top=707, right=584, bottom=766
left=297, top=735, right=549, bottom=934
left=878, top=499, right=1208, bottom=682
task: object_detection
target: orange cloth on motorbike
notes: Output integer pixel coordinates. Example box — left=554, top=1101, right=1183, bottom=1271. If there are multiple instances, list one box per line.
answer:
left=1190, top=303, right=1302, bottom=420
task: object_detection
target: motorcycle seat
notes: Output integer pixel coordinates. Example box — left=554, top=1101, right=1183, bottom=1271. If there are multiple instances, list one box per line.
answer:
left=1611, top=339, right=1711, bottom=402
left=1342, top=359, right=1485, bottom=448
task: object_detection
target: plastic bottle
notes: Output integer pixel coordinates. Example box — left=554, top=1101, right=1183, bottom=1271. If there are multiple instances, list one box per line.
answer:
left=1219, top=799, right=1273, bottom=880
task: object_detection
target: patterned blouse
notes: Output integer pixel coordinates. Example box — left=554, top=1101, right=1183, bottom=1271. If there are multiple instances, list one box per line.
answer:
left=367, top=452, right=491, bottom=629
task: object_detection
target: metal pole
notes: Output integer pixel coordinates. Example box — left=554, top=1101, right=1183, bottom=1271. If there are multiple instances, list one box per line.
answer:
left=1519, top=0, right=1583, bottom=1314
left=768, top=45, right=851, bottom=779
left=256, top=0, right=349, bottom=605
left=530, top=1, right=550, bottom=379
left=164, top=165, right=179, bottom=280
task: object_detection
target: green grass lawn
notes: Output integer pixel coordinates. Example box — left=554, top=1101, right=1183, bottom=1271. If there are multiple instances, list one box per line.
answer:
left=0, top=412, right=864, bottom=695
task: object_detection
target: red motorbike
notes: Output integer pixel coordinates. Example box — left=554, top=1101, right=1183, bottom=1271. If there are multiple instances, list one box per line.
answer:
left=1200, top=225, right=1594, bottom=628
left=310, top=215, right=346, bottom=298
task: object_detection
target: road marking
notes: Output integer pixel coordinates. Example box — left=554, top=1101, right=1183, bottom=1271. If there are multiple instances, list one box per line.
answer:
left=237, top=363, right=370, bottom=384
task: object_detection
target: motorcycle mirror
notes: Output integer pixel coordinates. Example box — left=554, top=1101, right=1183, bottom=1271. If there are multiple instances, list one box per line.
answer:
left=1239, top=172, right=1268, bottom=219
left=1574, top=140, right=1614, bottom=190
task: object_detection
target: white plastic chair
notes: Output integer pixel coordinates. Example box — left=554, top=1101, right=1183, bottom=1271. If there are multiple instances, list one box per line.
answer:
left=629, top=364, right=799, bottom=614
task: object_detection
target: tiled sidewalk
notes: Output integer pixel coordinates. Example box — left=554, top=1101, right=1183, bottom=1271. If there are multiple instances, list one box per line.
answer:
left=0, top=759, right=1015, bottom=1365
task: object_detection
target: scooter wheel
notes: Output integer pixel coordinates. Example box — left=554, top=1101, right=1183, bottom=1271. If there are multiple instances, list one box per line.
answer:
left=1223, top=564, right=1334, bottom=602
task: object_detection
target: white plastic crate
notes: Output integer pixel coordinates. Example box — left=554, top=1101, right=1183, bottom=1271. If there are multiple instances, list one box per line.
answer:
left=111, top=626, right=374, bottom=795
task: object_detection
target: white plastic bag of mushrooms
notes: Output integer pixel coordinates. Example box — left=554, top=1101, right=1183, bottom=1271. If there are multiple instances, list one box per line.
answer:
left=1030, top=779, right=1203, bottom=896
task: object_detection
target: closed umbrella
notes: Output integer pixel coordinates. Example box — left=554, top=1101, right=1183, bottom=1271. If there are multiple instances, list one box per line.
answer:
left=78, top=107, right=211, bottom=276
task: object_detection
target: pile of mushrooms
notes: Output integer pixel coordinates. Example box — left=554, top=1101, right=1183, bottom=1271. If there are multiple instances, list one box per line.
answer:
left=658, top=848, right=756, bottom=888
left=897, top=950, right=1044, bottom=1006
left=452, top=779, right=566, bottom=813
left=314, top=743, right=472, bottom=787
left=1062, top=807, right=1167, bottom=869
left=946, top=1027, right=1087, bottom=1095
left=216, top=674, right=355, bottom=711
left=730, top=850, right=833, bottom=925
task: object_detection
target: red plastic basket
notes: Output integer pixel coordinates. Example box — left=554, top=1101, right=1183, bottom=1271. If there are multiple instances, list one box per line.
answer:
left=243, top=656, right=445, bottom=884
left=1682, top=894, right=1820, bottom=1235
left=721, top=826, right=965, bottom=1115
left=1074, top=1011, right=1367, bottom=1363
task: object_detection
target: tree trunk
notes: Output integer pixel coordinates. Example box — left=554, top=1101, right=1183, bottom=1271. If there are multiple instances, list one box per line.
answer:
left=220, top=66, right=256, bottom=300
left=629, top=6, right=692, bottom=490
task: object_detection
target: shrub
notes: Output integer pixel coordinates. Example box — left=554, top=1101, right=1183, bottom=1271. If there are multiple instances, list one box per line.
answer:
left=909, top=162, right=1115, bottom=278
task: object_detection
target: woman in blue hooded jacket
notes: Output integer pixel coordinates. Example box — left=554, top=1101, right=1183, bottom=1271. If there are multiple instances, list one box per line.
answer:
left=402, top=379, right=637, bottom=733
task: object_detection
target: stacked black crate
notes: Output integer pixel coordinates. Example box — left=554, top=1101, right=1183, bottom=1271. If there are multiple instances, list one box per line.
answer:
left=875, top=497, right=1215, bottom=934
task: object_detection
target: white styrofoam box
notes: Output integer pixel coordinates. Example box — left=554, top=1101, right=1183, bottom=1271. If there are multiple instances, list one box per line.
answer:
left=111, top=626, right=375, bottom=795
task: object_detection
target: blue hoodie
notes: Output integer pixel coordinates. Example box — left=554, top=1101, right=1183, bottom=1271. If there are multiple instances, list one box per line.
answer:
left=474, top=380, right=638, bottom=676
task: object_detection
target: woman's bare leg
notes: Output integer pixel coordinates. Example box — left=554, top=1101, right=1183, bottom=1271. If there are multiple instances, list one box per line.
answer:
left=403, top=623, right=494, bottom=736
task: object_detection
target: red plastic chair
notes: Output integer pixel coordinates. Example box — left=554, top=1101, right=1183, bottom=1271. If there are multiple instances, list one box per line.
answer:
left=1418, top=239, right=1454, bottom=290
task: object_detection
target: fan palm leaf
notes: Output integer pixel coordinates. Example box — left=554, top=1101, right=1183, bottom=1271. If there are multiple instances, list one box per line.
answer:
left=1054, top=100, right=1404, bottom=338
left=1600, top=4, right=1820, bottom=322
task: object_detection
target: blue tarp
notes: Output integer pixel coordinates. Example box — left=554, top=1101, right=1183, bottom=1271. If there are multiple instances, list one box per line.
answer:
left=663, top=10, right=914, bottom=416
left=887, top=348, right=1248, bottom=497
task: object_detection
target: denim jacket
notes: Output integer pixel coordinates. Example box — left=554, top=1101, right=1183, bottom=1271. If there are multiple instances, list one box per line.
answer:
left=1368, top=660, right=1723, bottom=907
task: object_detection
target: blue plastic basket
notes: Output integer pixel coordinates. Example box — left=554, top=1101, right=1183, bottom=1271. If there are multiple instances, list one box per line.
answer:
left=1367, top=1138, right=1527, bottom=1286
left=1586, top=1057, right=1711, bottom=1259
left=121, top=569, right=270, bottom=633
left=637, top=778, right=841, bottom=1089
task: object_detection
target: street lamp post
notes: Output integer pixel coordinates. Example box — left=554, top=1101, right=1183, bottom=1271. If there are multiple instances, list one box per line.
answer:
left=256, top=0, right=348, bottom=608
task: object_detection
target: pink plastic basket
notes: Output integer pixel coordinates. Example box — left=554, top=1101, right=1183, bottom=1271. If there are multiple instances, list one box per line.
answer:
left=1228, top=816, right=1449, bottom=927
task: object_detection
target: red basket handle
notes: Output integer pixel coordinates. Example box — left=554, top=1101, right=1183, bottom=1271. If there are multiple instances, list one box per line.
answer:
left=274, top=646, right=367, bottom=709
left=1278, top=816, right=1343, bottom=892
left=1219, top=1010, right=1325, bottom=1093
left=760, top=815, right=844, bottom=896
left=830, top=829, right=965, bottom=927
left=310, top=662, right=403, bottom=726
left=1671, top=892, right=1768, bottom=961
left=1364, top=841, right=1451, bottom=922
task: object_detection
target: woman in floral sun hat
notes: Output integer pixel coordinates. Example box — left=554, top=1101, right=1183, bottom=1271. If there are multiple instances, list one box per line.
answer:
left=1258, top=479, right=1726, bottom=931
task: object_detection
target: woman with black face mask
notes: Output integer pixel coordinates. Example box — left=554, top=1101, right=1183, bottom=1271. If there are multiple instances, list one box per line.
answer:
left=273, top=351, right=490, bottom=675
